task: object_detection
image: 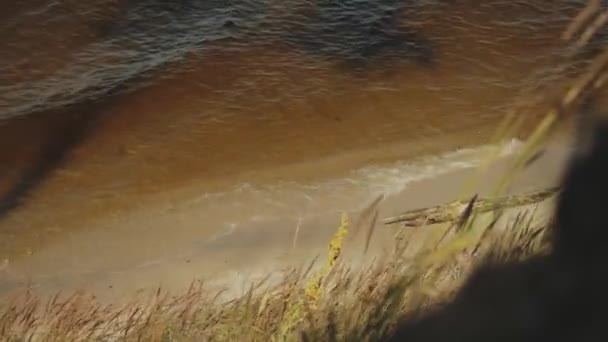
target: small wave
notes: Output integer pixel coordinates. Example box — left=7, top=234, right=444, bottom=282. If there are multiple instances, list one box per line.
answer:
left=206, top=223, right=239, bottom=243
left=188, top=140, right=524, bottom=241
left=349, top=139, right=524, bottom=200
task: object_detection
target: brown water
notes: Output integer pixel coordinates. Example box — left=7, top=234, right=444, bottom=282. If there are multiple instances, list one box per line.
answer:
left=0, top=0, right=598, bottom=297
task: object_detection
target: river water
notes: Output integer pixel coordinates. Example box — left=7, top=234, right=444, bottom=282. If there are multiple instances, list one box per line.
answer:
left=0, top=0, right=598, bottom=283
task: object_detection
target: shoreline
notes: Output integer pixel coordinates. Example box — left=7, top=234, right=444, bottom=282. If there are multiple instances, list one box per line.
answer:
left=0, top=131, right=573, bottom=304
left=0, top=116, right=564, bottom=260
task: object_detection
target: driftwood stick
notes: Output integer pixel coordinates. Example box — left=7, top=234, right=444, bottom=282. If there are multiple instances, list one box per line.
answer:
left=383, top=187, right=561, bottom=227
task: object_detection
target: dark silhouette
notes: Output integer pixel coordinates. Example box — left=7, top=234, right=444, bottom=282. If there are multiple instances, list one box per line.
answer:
left=387, top=102, right=608, bottom=341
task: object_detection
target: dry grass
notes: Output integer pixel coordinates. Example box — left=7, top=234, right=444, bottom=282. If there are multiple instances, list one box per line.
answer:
left=1, top=1, right=606, bottom=341
left=0, top=202, right=553, bottom=342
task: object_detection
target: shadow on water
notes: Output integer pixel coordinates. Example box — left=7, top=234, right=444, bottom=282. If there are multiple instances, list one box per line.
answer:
left=282, top=0, right=436, bottom=71
left=105, top=0, right=436, bottom=66
left=0, top=95, right=120, bottom=221
left=96, top=0, right=264, bottom=43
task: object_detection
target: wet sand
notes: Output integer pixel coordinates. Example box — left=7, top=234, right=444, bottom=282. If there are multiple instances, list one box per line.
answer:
left=0, top=135, right=573, bottom=303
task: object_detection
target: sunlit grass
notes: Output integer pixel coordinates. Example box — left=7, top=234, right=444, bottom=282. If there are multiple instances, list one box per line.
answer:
left=1, top=1, right=606, bottom=341
left=0, top=189, right=556, bottom=341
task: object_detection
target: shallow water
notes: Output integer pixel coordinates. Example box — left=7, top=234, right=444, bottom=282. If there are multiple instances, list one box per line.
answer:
left=0, top=1, right=597, bottom=268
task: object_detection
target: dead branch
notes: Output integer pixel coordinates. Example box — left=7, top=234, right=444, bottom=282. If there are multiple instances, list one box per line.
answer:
left=383, top=187, right=560, bottom=227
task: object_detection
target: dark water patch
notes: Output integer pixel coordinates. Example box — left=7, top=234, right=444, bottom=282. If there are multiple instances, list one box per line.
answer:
left=0, top=72, right=152, bottom=220
left=97, top=0, right=267, bottom=45
left=0, top=105, right=105, bottom=220
left=282, top=0, right=436, bottom=71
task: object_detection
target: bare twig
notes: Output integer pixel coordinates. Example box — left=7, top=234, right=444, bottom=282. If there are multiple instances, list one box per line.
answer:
left=383, top=188, right=560, bottom=227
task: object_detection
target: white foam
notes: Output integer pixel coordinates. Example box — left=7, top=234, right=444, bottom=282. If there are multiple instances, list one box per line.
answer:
left=189, top=139, right=525, bottom=239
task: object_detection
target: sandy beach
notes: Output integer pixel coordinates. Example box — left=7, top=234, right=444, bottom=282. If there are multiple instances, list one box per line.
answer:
left=0, top=131, right=573, bottom=303
left=0, top=0, right=593, bottom=306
